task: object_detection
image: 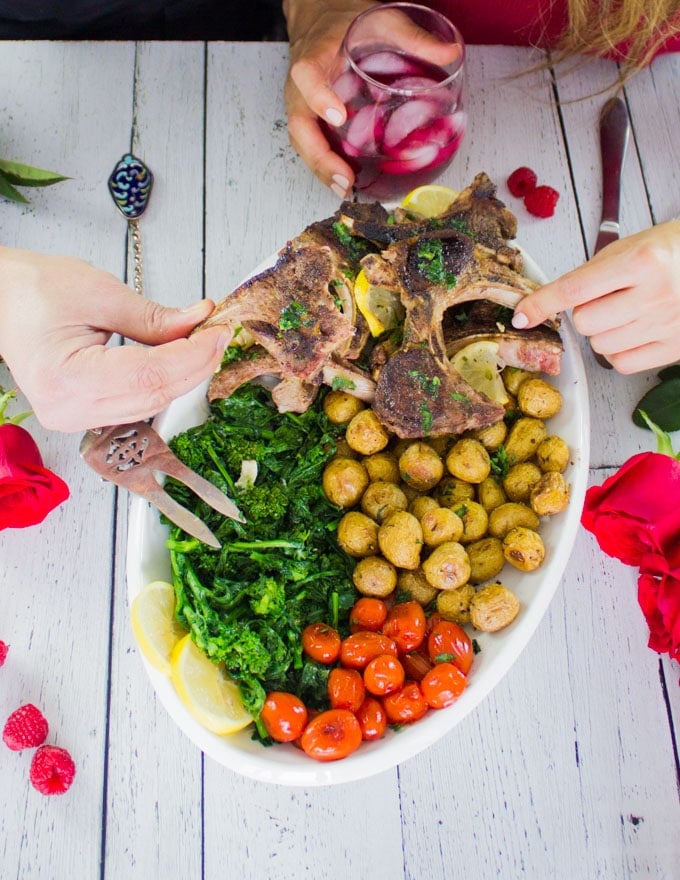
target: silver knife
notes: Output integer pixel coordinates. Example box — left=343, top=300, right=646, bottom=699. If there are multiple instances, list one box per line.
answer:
left=592, top=96, right=630, bottom=368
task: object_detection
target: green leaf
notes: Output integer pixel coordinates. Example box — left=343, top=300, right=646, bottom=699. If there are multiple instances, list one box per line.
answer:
left=0, top=171, right=29, bottom=203
left=637, top=409, right=676, bottom=458
left=632, top=378, right=680, bottom=432
left=0, top=158, right=69, bottom=187
left=657, top=363, right=680, bottom=382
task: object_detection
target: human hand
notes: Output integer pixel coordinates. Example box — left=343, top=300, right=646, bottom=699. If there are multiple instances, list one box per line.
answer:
left=0, top=247, right=232, bottom=432
left=511, top=221, right=680, bottom=374
left=283, top=0, right=462, bottom=196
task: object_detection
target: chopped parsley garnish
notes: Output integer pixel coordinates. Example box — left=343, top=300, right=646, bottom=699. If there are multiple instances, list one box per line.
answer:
left=450, top=391, right=470, bottom=403
left=419, top=402, right=433, bottom=433
left=279, top=300, right=313, bottom=331
left=408, top=369, right=441, bottom=398
left=489, top=444, right=510, bottom=479
left=416, top=238, right=457, bottom=287
left=331, top=376, right=356, bottom=391
left=222, top=344, right=261, bottom=366
left=332, top=220, right=371, bottom=261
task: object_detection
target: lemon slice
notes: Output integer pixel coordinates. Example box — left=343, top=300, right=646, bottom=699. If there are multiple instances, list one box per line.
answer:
left=450, top=341, right=510, bottom=405
left=354, top=268, right=404, bottom=337
left=130, top=580, right=187, bottom=675
left=170, top=635, right=252, bottom=735
left=401, top=184, right=459, bottom=219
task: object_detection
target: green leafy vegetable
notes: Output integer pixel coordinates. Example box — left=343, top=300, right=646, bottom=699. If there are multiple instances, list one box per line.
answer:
left=632, top=376, right=680, bottom=432
left=164, top=384, right=356, bottom=730
left=0, top=157, right=69, bottom=203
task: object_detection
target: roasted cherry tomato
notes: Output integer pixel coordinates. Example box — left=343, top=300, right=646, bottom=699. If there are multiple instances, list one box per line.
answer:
left=381, top=601, right=426, bottom=654
left=363, top=653, right=405, bottom=696
left=382, top=681, right=428, bottom=724
left=300, top=709, right=362, bottom=762
left=260, top=691, right=308, bottom=743
left=400, top=649, right=433, bottom=682
left=427, top=620, right=474, bottom=674
left=356, top=697, right=388, bottom=742
left=328, top=667, right=365, bottom=712
left=301, top=622, right=341, bottom=664
left=340, top=631, right=398, bottom=669
left=420, top=662, right=467, bottom=709
left=349, top=597, right=388, bottom=633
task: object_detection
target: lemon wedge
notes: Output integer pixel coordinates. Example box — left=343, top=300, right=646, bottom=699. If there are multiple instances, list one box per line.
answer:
left=170, top=635, right=252, bottom=735
left=354, top=268, right=404, bottom=337
left=401, top=184, right=459, bottom=219
left=130, top=580, right=187, bottom=675
left=450, top=340, right=510, bottom=405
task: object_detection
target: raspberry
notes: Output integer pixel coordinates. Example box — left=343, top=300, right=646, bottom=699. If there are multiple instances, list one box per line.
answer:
left=507, top=166, right=537, bottom=197
left=0, top=641, right=8, bottom=667
left=524, top=185, right=560, bottom=218
left=29, top=745, right=76, bottom=796
left=2, top=703, right=49, bottom=751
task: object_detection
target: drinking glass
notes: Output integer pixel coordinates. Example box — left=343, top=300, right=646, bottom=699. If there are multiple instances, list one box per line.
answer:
left=324, top=2, right=466, bottom=200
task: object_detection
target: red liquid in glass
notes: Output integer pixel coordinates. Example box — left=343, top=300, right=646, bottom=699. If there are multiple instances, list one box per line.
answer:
left=325, top=50, right=466, bottom=199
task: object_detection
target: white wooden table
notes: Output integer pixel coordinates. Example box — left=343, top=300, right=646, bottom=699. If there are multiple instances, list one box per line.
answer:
left=1, top=42, right=679, bottom=880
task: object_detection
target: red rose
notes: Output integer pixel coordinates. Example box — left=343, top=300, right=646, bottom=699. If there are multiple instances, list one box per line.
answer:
left=637, top=552, right=680, bottom=662
left=581, top=452, right=680, bottom=566
left=0, top=423, right=69, bottom=529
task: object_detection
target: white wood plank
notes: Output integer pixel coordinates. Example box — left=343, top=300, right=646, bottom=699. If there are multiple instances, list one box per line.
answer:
left=104, top=42, right=205, bottom=880
left=0, top=41, right=134, bottom=880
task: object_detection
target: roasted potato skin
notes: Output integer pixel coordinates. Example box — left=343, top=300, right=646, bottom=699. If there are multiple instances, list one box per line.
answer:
left=436, top=584, right=476, bottom=625
left=397, top=568, right=439, bottom=605
left=361, top=481, right=408, bottom=523
left=322, top=457, right=369, bottom=508
left=377, top=510, right=423, bottom=570
left=352, top=555, right=398, bottom=597
left=363, top=451, right=401, bottom=483
left=422, top=541, right=471, bottom=590
left=477, top=476, right=507, bottom=511
left=502, top=526, right=545, bottom=571
left=421, top=506, right=464, bottom=547
left=409, top=495, right=440, bottom=519
left=471, top=419, right=507, bottom=451
left=345, top=409, right=390, bottom=455
left=337, top=511, right=379, bottom=558
left=502, top=367, right=538, bottom=396
left=504, top=417, right=548, bottom=465
left=470, top=583, right=520, bottom=632
left=536, top=436, right=570, bottom=473
left=530, top=471, right=570, bottom=516
left=502, top=462, right=543, bottom=503
left=323, top=389, right=365, bottom=425
left=436, top=477, right=476, bottom=508
left=517, top=378, right=563, bottom=419
left=466, top=536, right=505, bottom=584
left=488, top=502, right=541, bottom=538
left=399, top=442, right=445, bottom=492
left=458, top=500, right=489, bottom=544
left=445, top=438, right=491, bottom=484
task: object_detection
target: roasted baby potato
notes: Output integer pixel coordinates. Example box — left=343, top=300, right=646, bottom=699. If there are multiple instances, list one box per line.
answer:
left=502, top=461, right=543, bottom=503
left=517, top=378, right=563, bottom=419
left=397, top=568, right=438, bottom=605
left=502, top=366, right=538, bottom=396
left=457, top=500, right=489, bottom=544
left=421, top=506, right=464, bottom=547
left=323, top=389, right=365, bottom=425
left=488, top=502, right=540, bottom=538
left=436, top=583, right=476, bottom=625
left=337, top=511, right=379, bottom=557
left=409, top=495, right=440, bottom=519
left=352, top=555, right=397, bottom=597
left=378, top=510, right=423, bottom=570
left=504, top=417, right=548, bottom=465
left=502, top=526, right=545, bottom=571
left=466, top=536, right=505, bottom=584
left=363, top=451, right=401, bottom=483
left=530, top=471, right=570, bottom=516
left=477, top=476, right=507, bottom=511
left=399, top=441, right=445, bottom=492
left=436, top=477, right=476, bottom=507
left=345, top=408, right=390, bottom=455
left=536, top=435, right=570, bottom=473
left=422, top=541, right=471, bottom=590
left=471, top=419, right=507, bottom=451
left=322, top=457, right=369, bottom=508
left=445, top=438, right=491, bottom=484
left=469, top=583, right=520, bottom=632
left=361, top=480, right=408, bottom=523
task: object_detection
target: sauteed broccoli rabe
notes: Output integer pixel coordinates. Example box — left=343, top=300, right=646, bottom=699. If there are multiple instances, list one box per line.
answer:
left=164, top=383, right=356, bottom=734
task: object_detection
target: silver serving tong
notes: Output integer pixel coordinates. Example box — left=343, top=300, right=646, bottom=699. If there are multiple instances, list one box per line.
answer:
left=80, top=154, right=243, bottom=548
left=80, top=423, right=243, bottom=548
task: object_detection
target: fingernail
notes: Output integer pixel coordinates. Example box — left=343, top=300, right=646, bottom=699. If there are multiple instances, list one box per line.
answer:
left=512, top=311, right=529, bottom=329
left=325, top=107, right=343, bottom=126
left=216, top=330, right=232, bottom=351
left=181, top=300, right=208, bottom=315
left=331, top=174, right=350, bottom=199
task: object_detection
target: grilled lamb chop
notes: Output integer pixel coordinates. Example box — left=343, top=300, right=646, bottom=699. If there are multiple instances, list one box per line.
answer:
left=443, top=301, right=563, bottom=375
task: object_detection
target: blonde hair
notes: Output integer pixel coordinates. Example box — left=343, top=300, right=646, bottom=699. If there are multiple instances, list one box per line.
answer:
left=553, top=0, right=680, bottom=77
